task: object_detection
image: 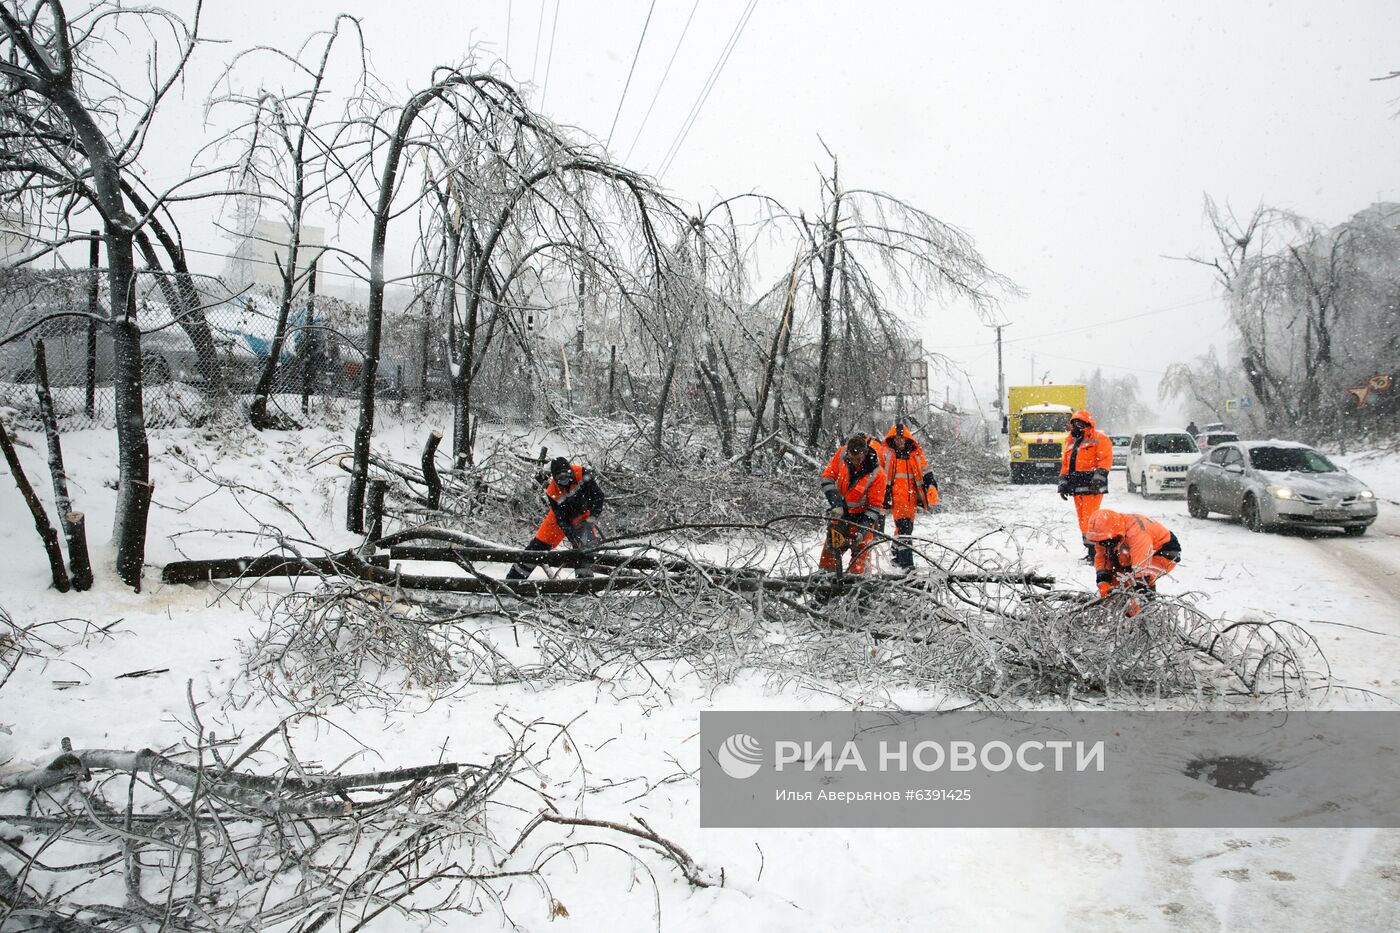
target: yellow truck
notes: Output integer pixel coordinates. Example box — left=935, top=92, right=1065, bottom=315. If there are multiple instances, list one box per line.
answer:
left=1004, top=384, right=1087, bottom=484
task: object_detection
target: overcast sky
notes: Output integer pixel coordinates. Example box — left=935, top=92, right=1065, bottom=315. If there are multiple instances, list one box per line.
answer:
left=165, top=0, right=1400, bottom=418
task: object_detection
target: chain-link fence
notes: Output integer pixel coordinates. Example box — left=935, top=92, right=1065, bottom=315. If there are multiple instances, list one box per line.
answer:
left=1, top=265, right=950, bottom=445
left=0, top=267, right=470, bottom=428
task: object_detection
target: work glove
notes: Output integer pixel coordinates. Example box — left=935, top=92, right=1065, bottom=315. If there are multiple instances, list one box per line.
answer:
left=1057, top=477, right=1070, bottom=500
left=1090, top=468, right=1110, bottom=493
left=827, top=505, right=846, bottom=520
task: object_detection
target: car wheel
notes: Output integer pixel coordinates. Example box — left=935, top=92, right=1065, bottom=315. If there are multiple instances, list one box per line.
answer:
left=1241, top=495, right=1272, bottom=533
left=1138, top=474, right=1152, bottom=499
left=1343, top=524, right=1368, bottom=537
left=1126, top=470, right=1137, bottom=494
left=1187, top=486, right=1209, bottom=519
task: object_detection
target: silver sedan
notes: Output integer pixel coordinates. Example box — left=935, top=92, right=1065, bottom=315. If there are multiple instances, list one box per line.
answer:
left=1184, top=441, right=1378, bottom=536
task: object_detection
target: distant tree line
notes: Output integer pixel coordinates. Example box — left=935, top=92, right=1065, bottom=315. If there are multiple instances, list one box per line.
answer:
left=1162, top=198, right=1400, bottom=444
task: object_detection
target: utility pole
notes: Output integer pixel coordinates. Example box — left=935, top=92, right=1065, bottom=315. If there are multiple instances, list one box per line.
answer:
left=994, top=324, right=1006, bottom=409
left=990, top=322, right=1009, bottom=434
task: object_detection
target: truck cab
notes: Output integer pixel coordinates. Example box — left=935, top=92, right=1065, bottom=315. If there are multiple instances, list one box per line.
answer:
left=1009, top=403, right=1072, bottom=483
left=1005, top=384, right=1088, bottom=484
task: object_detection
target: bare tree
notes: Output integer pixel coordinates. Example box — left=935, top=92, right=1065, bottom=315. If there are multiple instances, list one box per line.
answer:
left=1183, top=195, right=1395, bottom=441
left=0, top=0, right=218, bottom=587
left=726, top=153, right=1016, bottom=462
left=1078, top=367, right=1153, bottom=432
left=344, top=66, right=685, bottom=528
left=210, top=16, right=366, bottom=428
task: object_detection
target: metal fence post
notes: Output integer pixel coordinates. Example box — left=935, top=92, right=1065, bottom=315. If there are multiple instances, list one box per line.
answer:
left=85, top=231, right=99, bottom=419
left=301, top=262, right=317, bottom=417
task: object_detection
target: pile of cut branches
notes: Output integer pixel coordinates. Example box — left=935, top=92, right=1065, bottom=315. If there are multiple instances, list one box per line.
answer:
left=168, top=517, right=1329, bottom=706
left=0, top=715, right=713, bottom=931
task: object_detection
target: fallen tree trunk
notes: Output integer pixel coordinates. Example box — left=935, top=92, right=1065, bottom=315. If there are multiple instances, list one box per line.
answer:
left=161, top=537, right=1053, bottom=601
left=382, top=543, right=1055, bottom=587
left=160, top=550, right=653, bottom=595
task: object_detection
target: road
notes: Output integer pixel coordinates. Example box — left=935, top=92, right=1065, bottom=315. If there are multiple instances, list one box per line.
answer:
left=1100, top=467, right=1400, bottom=609
left=970, top=468, right=1400, bottom=702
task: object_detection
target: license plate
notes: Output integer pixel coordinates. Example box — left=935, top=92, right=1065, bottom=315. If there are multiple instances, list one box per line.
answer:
left=1162, top=478, right=1184, bottom=487
left=1314, top=510, right=1349, bottom=520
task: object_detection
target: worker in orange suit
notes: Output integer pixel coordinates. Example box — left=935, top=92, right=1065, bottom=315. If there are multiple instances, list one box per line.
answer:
left=1085, top=508, right=1182, bottom=615
left=880, top=423, right=938, bottom=572
left=507, top=457, right=606, bottom=579
left=1058, top=408, right=1114, bottom=562
left=819, top=434, right=888, bottom=575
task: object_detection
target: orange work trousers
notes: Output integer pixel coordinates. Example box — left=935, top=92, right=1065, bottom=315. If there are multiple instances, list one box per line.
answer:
left=819, top=521, right=876, bottom=574
left=534, top=508, right=592, bottom=548
left=1072, top=494, right=1104, bottom=545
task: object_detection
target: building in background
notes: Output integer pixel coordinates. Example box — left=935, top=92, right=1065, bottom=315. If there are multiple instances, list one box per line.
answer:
left=225, top=219, right=327, bottom=295
left=0, top=213, right=32, bottom=266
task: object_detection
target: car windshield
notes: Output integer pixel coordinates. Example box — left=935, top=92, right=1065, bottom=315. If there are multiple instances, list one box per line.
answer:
left=1020, top=412, right=1069, bottom=433
left=1111, top=435, right=1130, bottom=446
left=1204, top=433, right=1239, bottom=445
left=1144, top=434, right=1198, bottom=454
left=1248, top=446, right=1337, bottom=473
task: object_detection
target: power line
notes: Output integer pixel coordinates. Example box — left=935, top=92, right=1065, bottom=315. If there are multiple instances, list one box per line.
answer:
left=656, top=0, right=754, bottom=178
left=531, top=0, right=545, bottom=84
left=606, top=0, right=659, bottom=149
left=623, top=0, right=701, bottom=165
left=539, top=0, right=561, bottom=110
left=656, top=0, right=758, bottom=180
left=505, top=0, right=512, bottom=69
left=1016, top=346, right=1168, bottom=378
left=935, top=295, right=1220, bottom=351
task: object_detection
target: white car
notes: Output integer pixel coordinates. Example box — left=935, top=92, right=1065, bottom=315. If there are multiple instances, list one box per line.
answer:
left=1125, top=430, right=1202, bottom=497
left=1109, top=434, right=1131, bottom=470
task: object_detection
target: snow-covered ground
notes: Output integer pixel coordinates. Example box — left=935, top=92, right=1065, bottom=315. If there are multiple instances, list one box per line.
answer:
left=3, top=419, right=1399, bottom=931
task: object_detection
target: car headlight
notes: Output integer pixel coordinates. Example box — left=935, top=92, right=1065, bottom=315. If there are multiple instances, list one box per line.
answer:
left=1148, top=464, right=1162, bottom=473
left=1358, top=489, right=1374, bottom=500
left=1268, top=486, right=1295, bottom=500
left=1012, top=450, right=1023, bottom=459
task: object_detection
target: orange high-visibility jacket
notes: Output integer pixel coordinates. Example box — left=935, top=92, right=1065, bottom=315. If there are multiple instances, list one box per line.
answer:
left=880, top=425, right=936, bottom=519
left=1059, top=408, right=1114, bottom=480
left=821, top=438, right=888, bottom=517
left=1086, top=509, right=1173, bottom=578
left=543, top=464, right=605, bottom=527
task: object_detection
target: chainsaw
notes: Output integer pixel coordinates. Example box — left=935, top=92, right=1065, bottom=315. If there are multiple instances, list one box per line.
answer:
left=826, top=515, right=853, bottom=584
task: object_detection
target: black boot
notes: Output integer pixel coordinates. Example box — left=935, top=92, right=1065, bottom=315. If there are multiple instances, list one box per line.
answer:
left=507, top=536, right=553, bottom=579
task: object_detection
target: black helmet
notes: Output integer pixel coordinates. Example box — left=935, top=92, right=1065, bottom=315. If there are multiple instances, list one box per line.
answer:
left=549, top=457, right=572, bottom=483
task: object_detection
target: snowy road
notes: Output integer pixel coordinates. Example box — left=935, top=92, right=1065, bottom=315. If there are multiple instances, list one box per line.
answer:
left=961, top=468, right=1400, bottom=703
